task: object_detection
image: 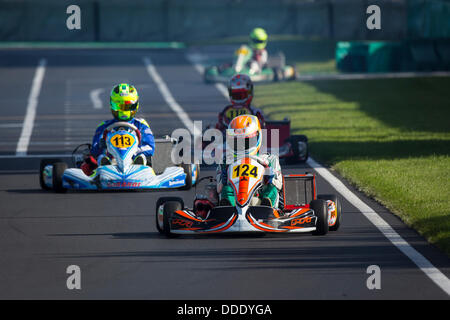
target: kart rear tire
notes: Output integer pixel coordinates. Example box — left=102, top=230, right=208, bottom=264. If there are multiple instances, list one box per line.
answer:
left=52, top=162, right=68, bottom=193
left=155, top=197, right=185, bottom=234
left=162, top=201, right=182, bottom=238
left=289, top=65, right=299, bottom=81
left=180, top=163, right=193, bottom=190
left=310, top=199, right=329, bottom=236
left=39, top=158, right=62, bottom=191
left=273, top=67, right=284, bottom=82
left=285, top=135, right=308, bottom=164
left=318, top=194, right=342, bottom=231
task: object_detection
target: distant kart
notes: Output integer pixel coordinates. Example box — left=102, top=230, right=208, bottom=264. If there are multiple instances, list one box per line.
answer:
left=39, top=122, right=199, bottom=193
left=156, top=156, right=341, bottom=237
left=201, top=104, right=308, bottom=164
left=204, top=45, right=298, bottom=83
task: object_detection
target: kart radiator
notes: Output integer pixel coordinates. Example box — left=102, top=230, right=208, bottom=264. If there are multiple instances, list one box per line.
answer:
left=283, top=174, right=315, bottom=206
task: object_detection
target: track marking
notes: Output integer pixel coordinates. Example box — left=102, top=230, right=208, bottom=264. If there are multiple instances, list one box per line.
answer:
left=16, top=58, right=47, bottom=156
left=143, top=57, right=201, bottom=138
left=186, top=51, right=450, bottom=296
left=307, top=157, right=450, bottom=295
left=186, top=53, right=229, bottom=98
left=90, top=88, right=104, bottom=109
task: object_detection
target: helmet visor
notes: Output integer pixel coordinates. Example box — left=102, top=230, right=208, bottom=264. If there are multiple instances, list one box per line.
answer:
left=251, top=38, right=266, bottom=44
left=111, top=100, right=139, bottom=112
left=228, top=132, right=260, bottom=154
left=230, top=89, right=249, bottom=102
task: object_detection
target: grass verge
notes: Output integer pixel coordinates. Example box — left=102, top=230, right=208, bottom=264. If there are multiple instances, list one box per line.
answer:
left=253, top=78, right=450, bottom=256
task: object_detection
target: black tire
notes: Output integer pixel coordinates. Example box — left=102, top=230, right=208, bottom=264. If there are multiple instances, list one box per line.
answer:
left=310, top=199, right=329, bottom=236
left=180, top=163, right=193, bottom=190
left=155, top=197, right=185, bottom=234
left=161, top=201, right=183, bottom=238
left=318, top=194, right=342, bottom=231
left=289, top=65, right=299, bottom=81
left=285, top=135, right=308, bottom=164
left=52, top=162, right=68, bottom=193
left=272, top=67, right=284, bottom=82
left=39, top=158, right=61, bottom=190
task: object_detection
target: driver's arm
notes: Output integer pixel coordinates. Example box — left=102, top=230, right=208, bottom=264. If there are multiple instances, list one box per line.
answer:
left=90, top=121, right=108, bottom=158
left=135, top=119, right=155, bottom=157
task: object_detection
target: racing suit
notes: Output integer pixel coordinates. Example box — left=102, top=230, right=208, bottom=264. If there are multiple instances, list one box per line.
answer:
left=216, top=104, right=266, bottom=133
left=249, top=48, right=268, bottom=74
left=82, top=118, right=155, bottom=175
left=216, top=153, right=282, bottom=208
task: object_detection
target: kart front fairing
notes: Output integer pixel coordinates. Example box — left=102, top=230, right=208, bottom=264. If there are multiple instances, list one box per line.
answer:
left=61, top=165, right=187, bottom=190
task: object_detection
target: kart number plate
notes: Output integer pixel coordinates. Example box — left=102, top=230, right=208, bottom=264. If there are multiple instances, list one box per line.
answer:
left=225, top=108, right=251, bottom=120
left=111, top=133, right=135, bottom=148
left=232, top=164, right=258, bottom=179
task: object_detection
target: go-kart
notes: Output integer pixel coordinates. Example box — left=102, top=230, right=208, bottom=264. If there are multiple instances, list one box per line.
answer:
left=201, top=104, right=308, bottom=164
left=39, top=122, right=199, bottom=193
left=156, top=156, right=341, bottom=237
left=204, top=45, right=298, bottom=83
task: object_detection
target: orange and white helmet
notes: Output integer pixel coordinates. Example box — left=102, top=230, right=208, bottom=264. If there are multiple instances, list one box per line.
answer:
left=226, top=115, right=262, bottom=157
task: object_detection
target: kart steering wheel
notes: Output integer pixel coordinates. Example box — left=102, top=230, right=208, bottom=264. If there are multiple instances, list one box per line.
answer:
left=103, top=122, right=142, bottom=145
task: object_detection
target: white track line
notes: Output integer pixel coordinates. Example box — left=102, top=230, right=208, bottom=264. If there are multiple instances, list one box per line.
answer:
left=143, top=57, right=201, bottom=138
left=186, top=51, right=450, bottom=296
left=90, top=88, right=104, bottom=109
left=186, top=53, right=229, bottom=98
left=16, top=58, right=47, bottom=156
left=307, top=158, right=450, bottom=296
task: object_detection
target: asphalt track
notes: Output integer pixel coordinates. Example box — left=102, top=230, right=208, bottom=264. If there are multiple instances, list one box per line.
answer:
left=0, top=47, right=449, bottom=300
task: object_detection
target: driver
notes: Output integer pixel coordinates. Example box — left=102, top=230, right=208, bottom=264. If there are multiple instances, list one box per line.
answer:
left=216, top=74, right=265, bottom=133
left=81, top=83, right=155, bottom=176
left=248, top=27, right=269, bottom=74
left=216, top=115, right=282, bottom=208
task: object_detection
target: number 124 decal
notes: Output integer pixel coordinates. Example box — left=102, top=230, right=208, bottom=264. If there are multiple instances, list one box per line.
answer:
left=232, top=164, right=258, bottom=179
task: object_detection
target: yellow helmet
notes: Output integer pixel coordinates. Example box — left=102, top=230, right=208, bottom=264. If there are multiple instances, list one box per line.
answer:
left=226, top=115, right=262, bottom=157
left=249, top=27, right=268, bottom=50
left=110, top=83, right=139, bottom=121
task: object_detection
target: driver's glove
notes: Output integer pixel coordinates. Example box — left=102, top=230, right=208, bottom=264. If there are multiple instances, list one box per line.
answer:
left=81, top=154, right=98, bottom=176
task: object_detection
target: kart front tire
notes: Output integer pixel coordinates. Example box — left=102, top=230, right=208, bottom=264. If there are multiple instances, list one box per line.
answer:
left=52, top=162, right=68, bottom=193
left=155, top=197, right=185, bottom=234
left=311, top=199, right=329, bottom=236
left=39, top=158, right=61, bottom=191
left=318, top=194, right=342, bottom=231
left=162, top=201, right=182, bottom=238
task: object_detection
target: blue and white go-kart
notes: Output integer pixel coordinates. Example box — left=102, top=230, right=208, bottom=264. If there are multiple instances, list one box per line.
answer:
left=39, top=122, right=199, bottom=193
